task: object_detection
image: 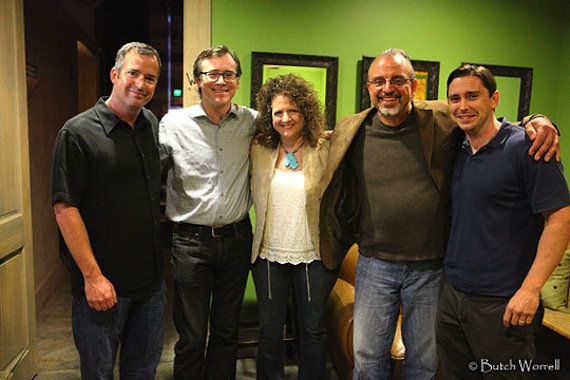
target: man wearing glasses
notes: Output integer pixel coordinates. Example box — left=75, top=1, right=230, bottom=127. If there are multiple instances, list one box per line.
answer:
left=159, top=45, right=257, bottom=379
left=320, top=48, right=559, bottom=379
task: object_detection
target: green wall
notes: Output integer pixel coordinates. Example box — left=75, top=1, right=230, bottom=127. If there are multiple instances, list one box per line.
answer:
left=211, top=0, right=569, bottom=168
left=557, top=15, right=570, bottom=170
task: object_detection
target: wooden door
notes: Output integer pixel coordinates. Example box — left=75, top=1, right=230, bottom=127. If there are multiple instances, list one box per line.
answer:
left=0, top=0, right=38, bottom=378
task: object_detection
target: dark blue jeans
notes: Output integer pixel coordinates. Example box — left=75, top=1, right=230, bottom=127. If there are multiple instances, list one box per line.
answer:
left=72, top=281, right=167, bottom=380
left=252, top=258, right=339, bottom=380
left=171, top=222, right=252, bottom=380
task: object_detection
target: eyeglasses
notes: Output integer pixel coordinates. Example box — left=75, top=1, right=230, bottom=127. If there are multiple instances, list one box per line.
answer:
left=367, top=76, right=412, bottom=88
left=200, top=71, right=239, bottom=82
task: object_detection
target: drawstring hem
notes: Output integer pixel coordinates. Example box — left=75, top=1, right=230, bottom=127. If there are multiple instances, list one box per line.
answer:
left=305, top=262, right=312, bottom=302
left=267, top=258, right=272, bottom=300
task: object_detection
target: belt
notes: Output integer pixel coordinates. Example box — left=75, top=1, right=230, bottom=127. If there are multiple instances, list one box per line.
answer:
left=174, top=217, right=250, bottom=238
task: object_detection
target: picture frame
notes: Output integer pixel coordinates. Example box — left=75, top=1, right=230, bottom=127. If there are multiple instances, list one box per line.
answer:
left=251, top=52, right=339, bottom=129
left=462, top=62, right=533, bottom=121
left=360, top=56, right=440, bottom=111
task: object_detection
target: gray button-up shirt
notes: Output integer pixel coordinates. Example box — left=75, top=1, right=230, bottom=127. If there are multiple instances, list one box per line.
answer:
left=159, top=103, right=258, bottom=226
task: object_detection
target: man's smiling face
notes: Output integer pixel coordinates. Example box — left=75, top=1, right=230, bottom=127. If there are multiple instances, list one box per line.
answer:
left=195, top=54, right=240, bottom=112
left=366, top=54, right=417, bottom=126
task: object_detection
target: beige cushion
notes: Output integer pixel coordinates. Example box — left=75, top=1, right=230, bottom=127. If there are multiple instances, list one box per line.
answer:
left=542, top=308, right=570, bottom=339
left=541, top=247, right=570, bottom=312
left=391, top=313, right=405, bottom=360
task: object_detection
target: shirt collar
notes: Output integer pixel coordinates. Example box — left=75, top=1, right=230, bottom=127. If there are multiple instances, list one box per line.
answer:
left=191, top=102, right=240, bottom=121
left=95, top=96, right=150, bottom=134
left=462, top=117, right=515, bottom=152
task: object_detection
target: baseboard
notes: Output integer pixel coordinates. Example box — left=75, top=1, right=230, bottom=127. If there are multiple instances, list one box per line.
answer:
left=35, top=262, right=69, bottom=313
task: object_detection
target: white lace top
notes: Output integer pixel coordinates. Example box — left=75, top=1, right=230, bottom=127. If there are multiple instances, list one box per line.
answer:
left=259, top=169, right=318, bottom=264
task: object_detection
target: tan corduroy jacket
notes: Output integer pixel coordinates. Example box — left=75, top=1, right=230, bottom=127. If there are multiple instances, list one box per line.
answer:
left=319, top=100, right=460, bottom=270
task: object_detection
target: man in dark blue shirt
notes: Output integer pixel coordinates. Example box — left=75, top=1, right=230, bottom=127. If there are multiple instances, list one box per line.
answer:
left=437, top=64, right=570, bottom=379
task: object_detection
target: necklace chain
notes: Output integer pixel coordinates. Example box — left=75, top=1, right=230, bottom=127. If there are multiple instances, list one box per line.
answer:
left=281, top=141, right=304, bottom=154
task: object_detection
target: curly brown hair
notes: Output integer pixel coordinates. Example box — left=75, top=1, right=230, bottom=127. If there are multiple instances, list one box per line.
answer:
left=255, top=74, right=324, bottom=149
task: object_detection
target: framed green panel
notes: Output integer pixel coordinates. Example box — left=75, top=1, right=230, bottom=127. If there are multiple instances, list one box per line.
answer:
left=261, top=65, right=327, bottom=111
left=495, top=76, right=521, bottom=122
left=251, top=52, right=339, bottom=129
left=462, top=63, right=533, bottom=121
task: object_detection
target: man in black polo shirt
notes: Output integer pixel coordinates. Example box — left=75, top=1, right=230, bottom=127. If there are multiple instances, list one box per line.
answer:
left=52, top=42, right=164, bottom=379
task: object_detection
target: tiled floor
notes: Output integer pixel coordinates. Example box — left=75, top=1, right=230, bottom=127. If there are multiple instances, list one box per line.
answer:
left=35, top=260, right=340, bottom=379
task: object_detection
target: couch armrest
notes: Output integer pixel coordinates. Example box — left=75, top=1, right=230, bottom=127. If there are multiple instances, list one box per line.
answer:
left=326, top=277, right=355, bottom=364
left=543, top=308, right=570, bottom=339
left=391, top=313, right=405, bottom=360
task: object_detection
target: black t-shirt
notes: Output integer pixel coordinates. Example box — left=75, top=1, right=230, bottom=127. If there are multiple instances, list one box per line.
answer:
left=52, top=97, right=162, bottom=296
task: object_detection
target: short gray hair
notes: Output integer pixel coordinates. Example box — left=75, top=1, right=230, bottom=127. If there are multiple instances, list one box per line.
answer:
left=114, top=42, right=162, bottom=78
left=371, top=48, right=416, bottom=80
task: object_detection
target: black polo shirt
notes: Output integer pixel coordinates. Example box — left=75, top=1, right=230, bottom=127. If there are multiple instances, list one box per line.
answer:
left=52, top=97, right=162, bottom=296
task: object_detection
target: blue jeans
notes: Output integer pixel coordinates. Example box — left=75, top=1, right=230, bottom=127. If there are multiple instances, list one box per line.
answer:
left=252, top=258, right=338, bottom=380
left=72, top=282, right=167, bottom=380
left=171, top=222, right=252, bottom=380
left=353, top=255, right=442, bottom=380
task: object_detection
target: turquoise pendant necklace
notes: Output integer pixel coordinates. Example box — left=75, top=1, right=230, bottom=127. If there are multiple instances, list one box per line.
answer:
left=282, top=141, right=304, bottom=170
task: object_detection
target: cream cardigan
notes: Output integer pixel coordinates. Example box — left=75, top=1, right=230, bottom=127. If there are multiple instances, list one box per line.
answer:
left=250, top=139, right=329, bottom=263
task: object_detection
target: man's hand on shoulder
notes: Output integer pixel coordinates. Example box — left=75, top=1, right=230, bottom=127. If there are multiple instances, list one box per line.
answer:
left=524, top=116, right=560, bottom=162
left=322, top=130, right=334, bottom=140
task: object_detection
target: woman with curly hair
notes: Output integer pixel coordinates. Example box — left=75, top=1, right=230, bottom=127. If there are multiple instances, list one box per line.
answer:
left=250, top=74, right=338, bottom=379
